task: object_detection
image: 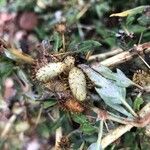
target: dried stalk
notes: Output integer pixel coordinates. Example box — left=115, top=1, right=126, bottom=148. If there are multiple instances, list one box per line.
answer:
left=76, top=3, right=91, bottom=20
left=88, top=48, right=123, bottom=62
left=138, top=54, right=150, bottom=69
left=1, top=108, right=23, bottom=138
left=90, top=42, right=150, bottom=68
left=34, top=105, right=43, bottom=127
left=101, top=102, right=150, bottom=149
left=54, top=107, right=62, bottom=150
left=1, top=115, right=17, bottom=138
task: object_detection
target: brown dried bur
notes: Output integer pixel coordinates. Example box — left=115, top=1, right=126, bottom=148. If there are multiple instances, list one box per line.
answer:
left=133, top=70, right=150, bottom=86
left=57, top=91, right=84, bottom=113
left=57, top=136, right=71, bottom=150
left=64, top=98, right=84, bottom=113
left=55, top=22, right=66, bottom=34
left=33, top=54, right=85, bottom=112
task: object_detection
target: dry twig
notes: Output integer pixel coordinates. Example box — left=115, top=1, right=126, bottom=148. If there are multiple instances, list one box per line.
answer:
left=90, top=42, right=150, bottom=68
left=88, top=48, right=123, bottom=62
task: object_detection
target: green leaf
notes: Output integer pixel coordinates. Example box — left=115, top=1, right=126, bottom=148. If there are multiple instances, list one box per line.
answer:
left=138, top=15, right=150, bottom=26
left=0, top=0, right=6, bottom=6
left=65, top=7, right=79, bottom=24
left=108, top=104, right=132, bottom=117
left=80, top=64, right=135, bottom=117
left=77, top=40, right=101, bottom=53
left=35, top=27, right=48, bottom=40
left=115, top=69, right=134, bottom=87
left=91, top=65, right=133, bottom=87
left=104, top=37, right=116, bottom=47
left=71, top=114, right=96, bottom=134
left=95, top=2, right=110, bottom=18
left=95, top=85, right=135, bottom=117
left=95, top=85, right=126, bottom=105
left=49, top=115, right=65, bottom=133
left=133, top=96, right=144, bottom=111
left=92, top=65, right=117, bottom=80
left=68, top=40, right=78, bottom=51
left=43, top=99, right=57, bottom=109
left=128, top=25, right=147, bottom=33
left=0, top=62, right=14, bottom=76
left=71, top=113, right=88, bottom=124
left=37, top=122, right=51, bottom=138
left=96, top=86, right=132, bottom=116
left=126, top=15, right=136, bottom=25
left=17, top=69, right=30, bottom=84
left=110, top=6, right=149, bottom=17
left=51, top=31, right=62, bottom=52
left=81, top=123, right=96, bottom=134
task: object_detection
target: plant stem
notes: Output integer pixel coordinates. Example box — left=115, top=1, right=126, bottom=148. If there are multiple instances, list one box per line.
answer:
left=34, top=105, right=43, bottom=127
left=121, top=99, right=138, bottom=117
left=76, top=3, right=91, bottom=19
left=54, top=107, right=62, bottom=149
left=1, top=114, right=16, bottom=138
left=1, top=108, right=23, bottom=138
left=79, top=142, right=85, bottom=150
left=62, top=33, right=65, bottom=51
left=133, top=83, right=144, bottom=90
left=96, top=120, right=103, bottom=150
left=138, top=54, right=150, bottom=69
left=67, top=129, right=81, bottom=138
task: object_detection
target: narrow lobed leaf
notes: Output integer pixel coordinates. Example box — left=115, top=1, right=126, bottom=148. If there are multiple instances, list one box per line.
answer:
left=78, top=64, right=110, bottom=88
